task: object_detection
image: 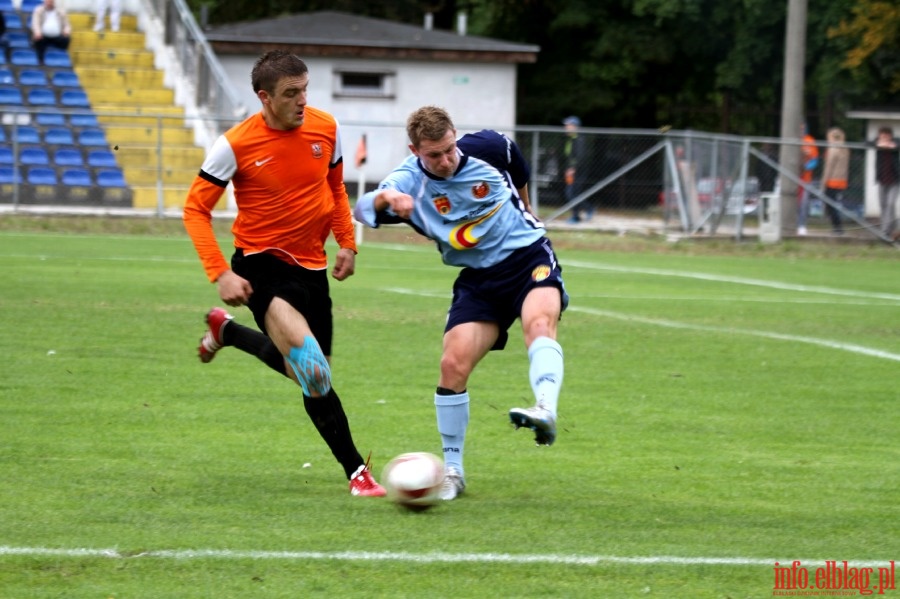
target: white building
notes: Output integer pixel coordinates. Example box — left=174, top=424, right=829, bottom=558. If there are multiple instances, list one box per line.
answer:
left=202, top=11, right=539, bottom=182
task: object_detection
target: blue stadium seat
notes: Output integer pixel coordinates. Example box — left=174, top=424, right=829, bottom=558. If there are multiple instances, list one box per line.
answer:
left=0, top=86, right=23, bottom=105
left=12, top=126, right=40, bottom=144
left=0, top=166, right=22, bottom=184
left=18, top=69, right=48, bottom=86
left=0, top=68, right=13, bottom=84
left=35, top=110, right=66, bottom=126
left=20, top=0, right=42, bottom=11
left=27, top=166, right=57, bottom=185
left=96, top=169, right=127, bottom=187
left=0, top=128, right=5, bottom=142
left=26, top=166, right=59, bottom=203
left=20, top=146, right=49, bottom=165
left=10, top=49, right=39, bottom=67
left=3, top=12, right=22, bottom=29
left=0, top=0, right=14, bottom=11
left=87, top=150, right=117, bottom=167
left=70, top=113, right=99, bottom=127
left=45, top=127, right=74, bottom=145
left=78, top=128, right=107, bottom=146
left=43, top=49, right=72, bottom=68
left=27, top=88, right=57, bottom=106
left=54, top=148, right=83, bottom=166
left=6, top=31, right=30, bottom=48
left=0, top=146, right=13, bottom=164
left=60, top=90, right=90, bottom=108
left=51, top=71, right=80, bottom=87
left=61, top=168, right=92, bottom=186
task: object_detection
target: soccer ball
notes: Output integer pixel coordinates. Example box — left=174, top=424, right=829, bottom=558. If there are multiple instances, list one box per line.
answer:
left=382, top=452, right=445, bottom=511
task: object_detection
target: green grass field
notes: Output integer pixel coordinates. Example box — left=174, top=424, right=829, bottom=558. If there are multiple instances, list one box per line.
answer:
left=1, top=216, right=898, bottom=598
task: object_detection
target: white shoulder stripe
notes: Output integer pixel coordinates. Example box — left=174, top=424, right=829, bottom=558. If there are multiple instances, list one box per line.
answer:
left=200, top=135, right=238, bottom=182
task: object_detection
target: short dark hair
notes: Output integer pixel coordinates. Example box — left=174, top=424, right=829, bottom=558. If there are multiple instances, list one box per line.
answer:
left=251, top=51, right=308, bottom=94
left=878, top=126, right=895, bottom=137
left=406, top=105, right=455, bottom=148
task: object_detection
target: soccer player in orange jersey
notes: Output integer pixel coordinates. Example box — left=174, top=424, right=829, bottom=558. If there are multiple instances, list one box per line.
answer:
left=183, top=51, right=385, bottom=497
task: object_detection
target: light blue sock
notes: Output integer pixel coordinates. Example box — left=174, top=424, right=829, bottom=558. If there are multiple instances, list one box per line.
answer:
left=528, top=336, right=564, bottom=416
left=434, top=391, right=469, bottom=476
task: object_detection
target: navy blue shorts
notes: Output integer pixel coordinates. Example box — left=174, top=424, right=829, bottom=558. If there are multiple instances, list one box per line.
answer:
left=231, top=249, right=334, bottom=355
left=445, top=237, right=568, bottom=351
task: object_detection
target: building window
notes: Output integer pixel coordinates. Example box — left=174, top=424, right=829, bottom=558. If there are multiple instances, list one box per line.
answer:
left=333, top=70, right=395, bottom=98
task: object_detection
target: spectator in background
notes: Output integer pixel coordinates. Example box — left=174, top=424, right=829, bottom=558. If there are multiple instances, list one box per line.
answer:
left=757, top=143, right=779, bottom=193
left=873, top=126, right=899, bottom=239
left=820, top=127, right=848, bottom=235
left=30, top=0, right=71, bottom=64
left=562, top=116, right=590, bottom=223
left=94, top=0, right=121, bottom=33
left=797, top=124, right=819, bottom=236
left=0, top=12, right=9, bottom=63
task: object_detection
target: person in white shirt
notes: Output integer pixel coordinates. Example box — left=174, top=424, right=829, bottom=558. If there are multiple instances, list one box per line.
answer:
left=30, top=0, right=71, bottom=63
left=94, top=0, right=121, bottom=32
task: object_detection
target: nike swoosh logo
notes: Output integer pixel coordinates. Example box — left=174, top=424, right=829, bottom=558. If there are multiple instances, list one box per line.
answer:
left=255, top=157, right=274, bottom=167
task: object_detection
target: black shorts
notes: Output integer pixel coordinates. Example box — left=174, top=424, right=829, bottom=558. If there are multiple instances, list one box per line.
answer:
left=445, top=237, right=568, bottom=351
left=231, top=249, right=334, bottom=355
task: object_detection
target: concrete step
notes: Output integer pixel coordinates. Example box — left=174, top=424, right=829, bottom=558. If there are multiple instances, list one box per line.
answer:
left=84, top=87, right=175, bottom=105
left=68, top=12, right=139, bottom=32
left=71, top=49, right=156, bottom=68
left=124, top=166, right=198, bottom=186
left=71, top=31, right=147, bottom=50
left=132, top=185, right=227, bottom=210
left=104, top=124, right=196, bottom=145
left=111, top=145, right=206, bottom=169
left=75, top=66, right=165, bottom=88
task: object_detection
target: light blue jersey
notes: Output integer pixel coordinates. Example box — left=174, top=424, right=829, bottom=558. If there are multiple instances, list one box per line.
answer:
left=354, top=130, right=546, bottom=269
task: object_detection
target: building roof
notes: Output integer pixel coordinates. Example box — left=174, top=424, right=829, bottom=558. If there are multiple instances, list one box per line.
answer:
left=204, top=11, right=539, bottom=63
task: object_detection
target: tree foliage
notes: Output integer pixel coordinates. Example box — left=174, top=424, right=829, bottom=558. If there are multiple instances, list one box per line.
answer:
left=827, top=0, right=900, bottom=96
left=186, top=0, right=899, bottom=136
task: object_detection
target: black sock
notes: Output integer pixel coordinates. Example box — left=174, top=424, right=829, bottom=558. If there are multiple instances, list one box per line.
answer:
left=303, top=388, right=365, bottom=479
left=222, top=321, right=288, bottom=377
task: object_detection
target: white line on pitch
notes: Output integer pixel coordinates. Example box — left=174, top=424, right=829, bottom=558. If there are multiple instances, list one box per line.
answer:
left=377, top=287, right=900, bottom=362
left=564, top=260, right=900, bottom=302
left=0, top=546, right=892, bottom=569
left=571, top=306, right=900, bottom=362
left=570, top=293, right=898, bottom=306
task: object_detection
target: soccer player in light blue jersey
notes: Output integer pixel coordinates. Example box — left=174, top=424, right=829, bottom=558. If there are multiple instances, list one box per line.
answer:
left=354, top=106, right=569, bottom=500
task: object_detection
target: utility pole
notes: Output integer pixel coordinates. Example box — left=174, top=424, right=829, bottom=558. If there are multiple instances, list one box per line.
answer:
left=775, top=0, right=808, bottom=239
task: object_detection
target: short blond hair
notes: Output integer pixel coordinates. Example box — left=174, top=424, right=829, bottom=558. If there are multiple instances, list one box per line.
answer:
left=406, top=106, right=455, bottom=148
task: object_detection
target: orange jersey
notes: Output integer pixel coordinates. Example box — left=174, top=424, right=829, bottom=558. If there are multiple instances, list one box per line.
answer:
left=183, top=108, right=355, bottom=282
left=800, top=134, right=819, bottom=183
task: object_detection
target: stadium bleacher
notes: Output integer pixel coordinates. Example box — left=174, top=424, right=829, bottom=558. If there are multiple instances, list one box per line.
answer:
left=12, top=126, right=40, bottom=144
left=54, top=148, right=84, bottom=167
left=0, top=7, right=131, bottom=208
left=35, top=110, right=66, bottom=126
left=45, top=127, right=75, bottom=146
left=10, top=49, right=39, bottom=67
left=3, top=11, right=23, bottom=30
left=18, top=69, right=48, bottom=86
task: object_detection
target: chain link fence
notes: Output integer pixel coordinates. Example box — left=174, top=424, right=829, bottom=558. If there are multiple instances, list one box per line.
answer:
left=0, top=110, right=897, bottom=248
left=513, top=126, right=897, bottom=245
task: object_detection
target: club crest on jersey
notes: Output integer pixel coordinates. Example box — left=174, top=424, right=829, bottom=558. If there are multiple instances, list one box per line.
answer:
left=472, top=181, right=490, bottom=199
left=532, top=265, right=552, bottom=282
left=310, top=143, right=323, bottom=159
left=433, top=196, right=451, bottom=215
